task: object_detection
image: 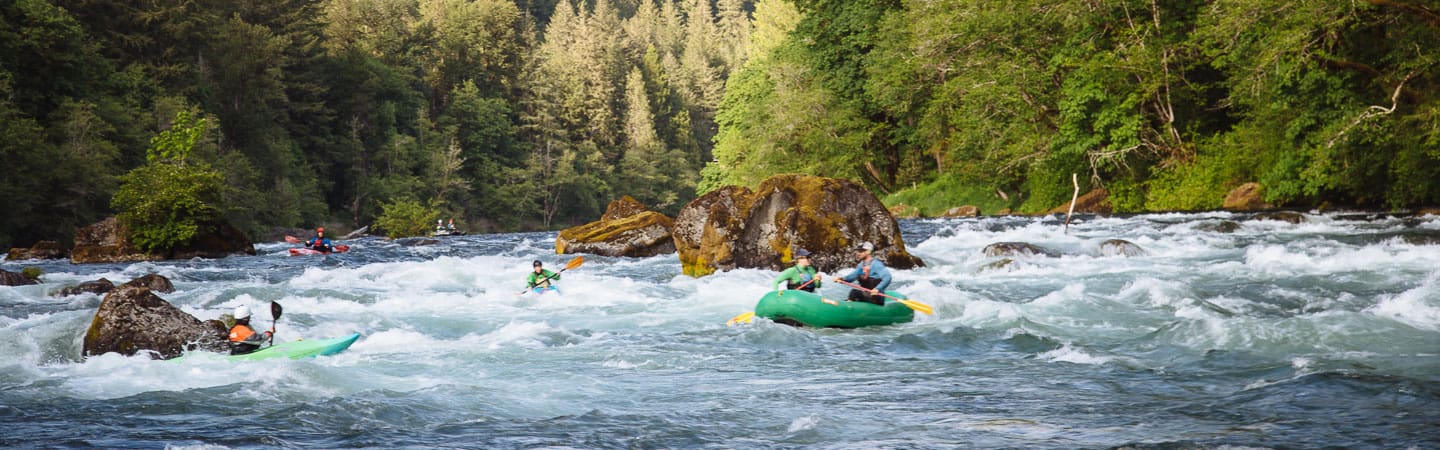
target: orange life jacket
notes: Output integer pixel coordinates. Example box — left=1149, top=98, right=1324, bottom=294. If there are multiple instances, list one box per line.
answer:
left=229, top=324, right=256, bottom=342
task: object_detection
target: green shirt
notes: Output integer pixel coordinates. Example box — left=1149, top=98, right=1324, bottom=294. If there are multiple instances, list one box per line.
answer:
left=527, top=269, right=559, bottom=288
left=772, top=265, right=821, bottom=290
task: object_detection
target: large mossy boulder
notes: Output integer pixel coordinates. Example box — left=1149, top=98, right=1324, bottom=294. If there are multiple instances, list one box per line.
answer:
left=1223, top=182, right=1271, bottom=211
left=122, top=273, right=175, bottom=293
left=674, top=174, right=924, bottom=277
left=70, top=217, right=159, bottom=264
left=6, top=240, right=68, bottom=261
left=556, top=196, right=676, bottom=258
left=82, top=285, right=228, bottom=360
left=71, top=217, right=255, bottom=264
left=1047, top=188, right=1112, bottom=215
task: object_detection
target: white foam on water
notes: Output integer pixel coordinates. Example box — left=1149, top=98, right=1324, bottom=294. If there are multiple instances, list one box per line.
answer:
left=1367, top=274, right=1440, bottom=331
left=787, top=415, right=821, bottom=432
left=1038, top=344, right=1115, bottom=365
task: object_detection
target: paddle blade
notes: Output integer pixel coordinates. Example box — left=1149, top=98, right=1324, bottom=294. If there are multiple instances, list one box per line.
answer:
left=562, top=256, right=585, bottom=271
left=271, top=301, right=283, bottom=320
left=726, top=311, right=755, bottom=326
left=896, top=298, right=934, bottom=315
left=285, top=235, right=301, bottom=244
left=335, top=245, right=350, bottom=253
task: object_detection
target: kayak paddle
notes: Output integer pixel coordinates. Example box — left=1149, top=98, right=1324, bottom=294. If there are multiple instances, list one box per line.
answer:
left=833, top=279, right=934, bottom=315
left=726, top=311, right=755, bottom=326
left=285, top=235, right=301, bottom=244
left=269, top=301, right=282, bottom=345
left=516, top=256, right=584, bottom=295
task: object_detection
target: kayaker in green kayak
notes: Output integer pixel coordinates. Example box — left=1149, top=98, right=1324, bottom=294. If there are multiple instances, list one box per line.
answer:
left=834, top=241, right=891, bottom=305
left=228, top=305, right=273, bottom=355
left=526, top=260, right=561, bottom=292
left=773, top=249, right=822, bottom=293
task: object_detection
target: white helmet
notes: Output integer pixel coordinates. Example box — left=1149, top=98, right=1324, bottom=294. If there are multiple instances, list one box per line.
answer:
left=234, top=305, right=252, bottom=320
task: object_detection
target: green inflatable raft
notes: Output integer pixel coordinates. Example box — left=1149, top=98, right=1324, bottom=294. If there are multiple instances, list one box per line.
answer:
left=754, top=289, right=914, bottom=328
left=172, top=333, right=361, bottom=362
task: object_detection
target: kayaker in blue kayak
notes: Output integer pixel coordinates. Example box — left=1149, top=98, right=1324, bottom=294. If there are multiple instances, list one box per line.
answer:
left=526, top=260, right=561, bottom=293
left=834, top=241, right=891, bottom=305
left=228, top=305, right=272, bottom=355
left=773, top=249, right=821, bottom=293
left=305, top=227, right=334, bottom=252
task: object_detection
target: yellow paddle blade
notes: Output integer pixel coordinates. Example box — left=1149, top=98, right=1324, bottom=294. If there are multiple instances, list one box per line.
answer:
left=563, top=256, right=585, bottom=271
left=896, top=298, right=934, bottom=315
left=726, top=311, right=755, bottom=326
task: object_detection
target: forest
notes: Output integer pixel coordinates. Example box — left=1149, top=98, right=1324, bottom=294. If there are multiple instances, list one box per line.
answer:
left=3, top=0, right=1438, bottom=249
left=706, top=0, right=1440, bottom=216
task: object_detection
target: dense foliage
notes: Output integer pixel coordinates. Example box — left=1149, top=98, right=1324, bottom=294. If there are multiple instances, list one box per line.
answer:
left=4, top=0, right=1437, bottom=250
left=706, top=0, right=1440, bottom=214
left=374, top=198, right=441, bottom=239
left=0, top=0, right=747, bottom=248
left=112, top=111, right=225, bottom=253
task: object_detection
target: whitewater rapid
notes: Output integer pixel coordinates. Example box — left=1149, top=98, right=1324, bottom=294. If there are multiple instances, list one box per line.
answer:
left=1, top=212, right=1437, bottom=448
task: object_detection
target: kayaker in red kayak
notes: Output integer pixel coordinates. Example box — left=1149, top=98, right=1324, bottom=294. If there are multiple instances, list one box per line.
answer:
left=228, top=305, right=273, bottom=355
left=305, top=227, right=334, bottom=252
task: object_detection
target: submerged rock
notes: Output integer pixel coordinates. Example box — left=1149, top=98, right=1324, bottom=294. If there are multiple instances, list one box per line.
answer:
left=983, top=242, right=1061, bottom=258
left=54, top=278, right=115, bottom=297
left=82, top=285, right=228, bottom=360
left=557, top=196, right=676, bottom=258
left=1098, top=239, right=1146, bottom=257
left=0, top=268, right=39, bottom=286
left=674, top=174, right=924, bottom=277
left=1196, top=220, right=1242, bottom=233
left=1252, top=211, right=1306, bottom=224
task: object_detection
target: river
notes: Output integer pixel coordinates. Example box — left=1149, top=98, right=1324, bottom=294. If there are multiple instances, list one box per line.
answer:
left=2, top=212, right=1437, bottom=448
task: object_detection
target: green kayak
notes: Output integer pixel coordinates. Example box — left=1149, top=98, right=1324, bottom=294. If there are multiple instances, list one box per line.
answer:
left=173, top=333, right=360, bottom=362
left=754, top=289, right=914, bottom=328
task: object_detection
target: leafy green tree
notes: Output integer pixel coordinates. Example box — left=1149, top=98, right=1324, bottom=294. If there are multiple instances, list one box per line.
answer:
left=112, top=111, right=225, bottom=253
left=374, top=197, right=441, bottom=238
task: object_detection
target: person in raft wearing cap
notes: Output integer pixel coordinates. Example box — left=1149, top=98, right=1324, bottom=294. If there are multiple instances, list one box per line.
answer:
left=305, top=227, right=334, bottom=252
left=773, top=249, right=822, bottom=293
left=834, top=241, right=891, bottom=305
left=228, top=305, right=273, bottom=355
left=526, top=260, right=561, bottom=293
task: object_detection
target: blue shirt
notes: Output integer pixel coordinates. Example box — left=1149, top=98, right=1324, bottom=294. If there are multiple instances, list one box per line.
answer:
left=841, top=258, right=892, bottom=292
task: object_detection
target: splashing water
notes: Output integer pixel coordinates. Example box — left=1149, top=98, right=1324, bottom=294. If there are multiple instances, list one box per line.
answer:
left=2, top=213, right=1437, bottom=448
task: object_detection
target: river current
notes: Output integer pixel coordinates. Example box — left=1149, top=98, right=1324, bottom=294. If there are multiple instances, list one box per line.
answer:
left=2, top=212, right=1437, bottom=449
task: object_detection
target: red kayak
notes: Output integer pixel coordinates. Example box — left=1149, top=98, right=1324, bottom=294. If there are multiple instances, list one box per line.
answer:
left=289, top=245, right=350, bottom=256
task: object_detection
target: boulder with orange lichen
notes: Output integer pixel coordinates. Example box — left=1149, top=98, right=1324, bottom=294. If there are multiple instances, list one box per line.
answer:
left=674, top=174, right=924, bottom=277
left=556, top=196, right=676, bottom=258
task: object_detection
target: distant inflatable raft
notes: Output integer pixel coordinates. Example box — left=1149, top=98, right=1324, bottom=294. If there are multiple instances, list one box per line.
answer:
left=755, top=290, right=914, bottom=328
